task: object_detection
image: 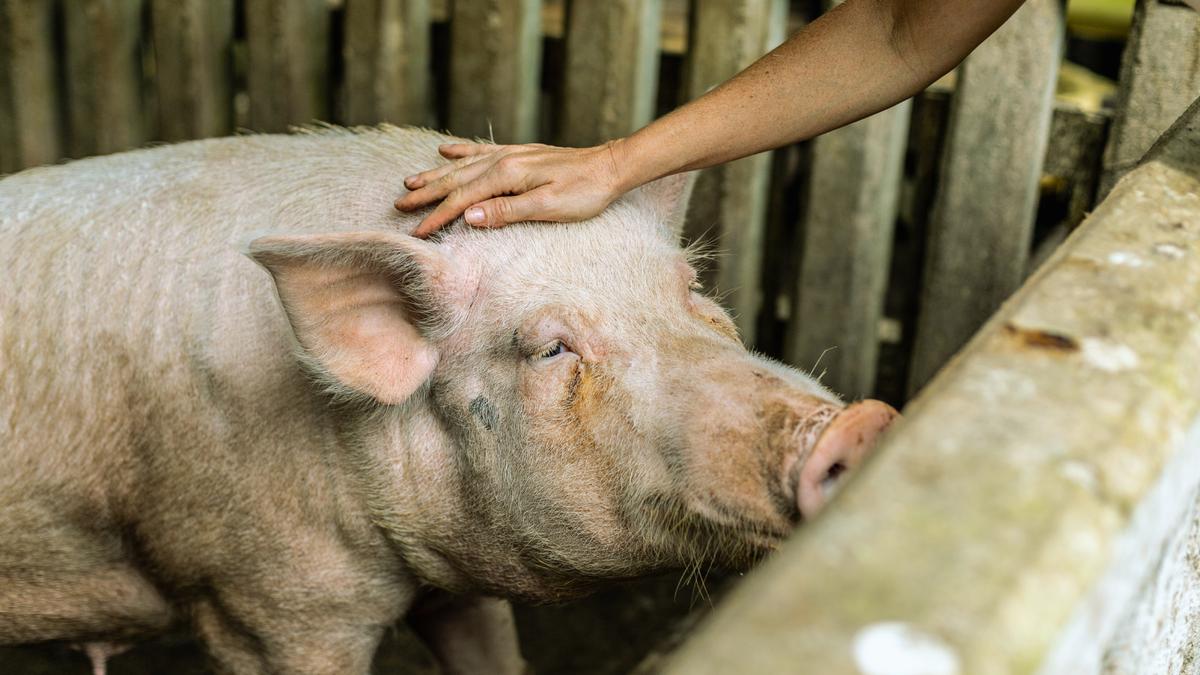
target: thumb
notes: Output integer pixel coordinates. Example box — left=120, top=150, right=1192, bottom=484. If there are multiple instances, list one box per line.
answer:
left=464, top=194, right=545, bottom=228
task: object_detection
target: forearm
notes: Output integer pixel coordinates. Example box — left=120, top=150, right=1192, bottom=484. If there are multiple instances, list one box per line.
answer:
left=398, top=0, right=1027, bottom=233
left=612, top=0, right=1026, bottom=190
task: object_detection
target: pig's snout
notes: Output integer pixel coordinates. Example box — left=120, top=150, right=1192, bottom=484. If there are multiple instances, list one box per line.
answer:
left=796, top=400, right=898, bottom=520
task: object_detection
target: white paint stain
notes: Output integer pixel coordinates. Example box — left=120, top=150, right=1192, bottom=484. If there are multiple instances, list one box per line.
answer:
left=970, top=368, right=1037, bottom=403
left=1081, top=338, right=1140, bottom=373
left=1152, top=242, right=1186, bottom=260
left=1107, top=251, right=1145, bottom=267
left=853, top=622, right=961, bottom=675
left=1060, top=459, right=1101, bottom=495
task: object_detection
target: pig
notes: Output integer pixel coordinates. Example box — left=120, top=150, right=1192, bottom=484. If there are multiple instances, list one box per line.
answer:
left=0, top=126, right=898, bottom=675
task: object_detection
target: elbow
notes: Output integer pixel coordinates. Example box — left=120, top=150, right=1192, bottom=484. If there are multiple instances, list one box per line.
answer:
left=871, top=0, right=930, bottom=80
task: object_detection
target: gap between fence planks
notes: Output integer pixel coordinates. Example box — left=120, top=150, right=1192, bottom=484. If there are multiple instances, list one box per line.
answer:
left=907, top=0, right=1063, bottom=396
left=682, top=0, right=787, bottom=345
left=0, top=0, right=60, bottom=173
left=63, top=0, right=145, bottom=158
left=558, top=0, right=661, bottom=148
left=449, top=0, right=541, bottom=143
left=1099, top=0, right=1200, bottom=197
left=151, top=0, right=234, bottom=142
left=245, top=0, right=330, bottom=134
left=342, top=0, right=432, bottom=128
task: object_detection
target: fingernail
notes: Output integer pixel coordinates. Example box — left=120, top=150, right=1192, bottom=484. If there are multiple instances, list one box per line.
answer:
left=465, top=207, right=485, bottom=224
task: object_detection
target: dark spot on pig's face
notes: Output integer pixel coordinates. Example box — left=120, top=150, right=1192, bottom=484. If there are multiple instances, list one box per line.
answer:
left=469, top=396, right=498, bottom=432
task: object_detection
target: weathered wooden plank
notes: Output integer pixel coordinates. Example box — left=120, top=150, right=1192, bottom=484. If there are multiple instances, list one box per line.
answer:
left=342, top=0, right=431, bottom=127
left=244, top=0, right=331, bottom=133
left=1042, top=105, right=1110, bottom=233
left=448, top=0, right=541, bottom=143
left=1099, top=0, right=1200, bottom=197
left=682, top=0, right=787, bottom=345
left=786, top=100, right=910, bottom=399
left=63, top=0, right=145, bottom=158
left=658, top=95, right=1200, bottom=675
left=0, top=0, right=61, bottom=172
left=907, top=0, right=1062, bottom=395
left=1026, top=103, right=1111, bottom=276
left=150, top=0, right=234, bottom=141
left=558, top=0, right=661, bottom=148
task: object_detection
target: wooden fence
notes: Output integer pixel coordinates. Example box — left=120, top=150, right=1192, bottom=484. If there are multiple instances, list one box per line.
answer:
left=0, top=0, right=1196, bottom=405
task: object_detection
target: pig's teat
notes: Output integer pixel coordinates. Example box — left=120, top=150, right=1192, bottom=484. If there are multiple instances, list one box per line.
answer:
left=796, top=400, right=898, bottom=520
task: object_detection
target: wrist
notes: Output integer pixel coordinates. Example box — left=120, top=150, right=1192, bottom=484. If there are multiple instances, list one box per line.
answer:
left=600, top=137, right=639, bottom=197
left=602, top=130, right=675, bottom=196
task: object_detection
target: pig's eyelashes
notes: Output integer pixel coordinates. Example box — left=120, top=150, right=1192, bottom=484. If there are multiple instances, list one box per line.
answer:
left=533, top=340, right=570, bottom=360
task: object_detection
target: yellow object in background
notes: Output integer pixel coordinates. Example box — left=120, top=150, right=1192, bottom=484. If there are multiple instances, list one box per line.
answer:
left=1057, top=61, right=1118, bottom=113
left=1067, top=0, right=1136, bottom=40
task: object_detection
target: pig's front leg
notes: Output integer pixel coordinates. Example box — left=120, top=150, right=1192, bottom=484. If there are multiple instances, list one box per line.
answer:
left=191, top=592, right=395, bottom=675
left=408, top=593, right=527, bottom=675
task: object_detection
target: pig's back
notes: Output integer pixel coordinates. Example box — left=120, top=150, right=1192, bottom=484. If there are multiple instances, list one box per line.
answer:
left=0, top=126, right=455, bottom=505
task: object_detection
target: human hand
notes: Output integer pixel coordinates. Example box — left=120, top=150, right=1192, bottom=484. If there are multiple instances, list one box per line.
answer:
left=395, top=141, right=628, bottom=238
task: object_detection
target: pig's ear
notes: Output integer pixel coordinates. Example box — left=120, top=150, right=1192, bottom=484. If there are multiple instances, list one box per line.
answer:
left=634, top=171, right=697, bottom=241
left=247, top=231, right=473, bottom=405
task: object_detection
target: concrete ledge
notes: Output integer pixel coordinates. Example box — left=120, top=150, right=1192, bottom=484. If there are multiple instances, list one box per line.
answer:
left=659, top=98, right=1200, bottom=674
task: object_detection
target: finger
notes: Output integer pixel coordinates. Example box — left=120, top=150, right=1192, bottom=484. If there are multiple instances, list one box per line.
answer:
left=411, top=168, right=536, bottom=237
left=411, top=205, right=462, bottom=238
left=403, top=156, right=483, bottom=190
left=395, top=160, right=494, bottom=211
left=463, top=192, right=551, bottom=228
left=409, top=186, right=486, bottom=237
left=438, top=143, right=501, bottom=159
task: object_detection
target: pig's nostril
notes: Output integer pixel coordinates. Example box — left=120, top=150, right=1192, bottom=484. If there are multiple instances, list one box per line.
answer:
left=796, top=399, right=899, bottom=520
left=820, top=461, right=848, bottom=497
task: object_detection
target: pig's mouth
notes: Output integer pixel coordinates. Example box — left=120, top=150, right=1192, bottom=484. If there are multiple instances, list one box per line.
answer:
left=636, top=493, right=791, bottom=571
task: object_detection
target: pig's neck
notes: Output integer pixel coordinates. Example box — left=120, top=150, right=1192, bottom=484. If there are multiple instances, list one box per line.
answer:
left=352, top=400, right=559, bottom=599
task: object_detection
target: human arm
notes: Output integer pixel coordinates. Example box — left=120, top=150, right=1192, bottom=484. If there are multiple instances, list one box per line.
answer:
left=397, top=0, right=1028, bottom=236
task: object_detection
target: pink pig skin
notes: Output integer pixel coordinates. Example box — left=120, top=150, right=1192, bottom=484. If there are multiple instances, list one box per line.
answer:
left=0, top=127, right=895, bottom=674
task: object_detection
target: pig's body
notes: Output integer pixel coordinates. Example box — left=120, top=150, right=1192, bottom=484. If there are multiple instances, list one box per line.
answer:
left=0, top=127, right=896, bottom=674
left=1, top=129, right=446, bottom=672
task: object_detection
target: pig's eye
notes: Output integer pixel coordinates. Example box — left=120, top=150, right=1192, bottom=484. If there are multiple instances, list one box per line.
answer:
left=533, top=341, right=569, bottom=360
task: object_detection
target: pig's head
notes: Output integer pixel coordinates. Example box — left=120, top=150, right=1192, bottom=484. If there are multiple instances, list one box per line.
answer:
left=249, top=174, right=897, bottom=601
